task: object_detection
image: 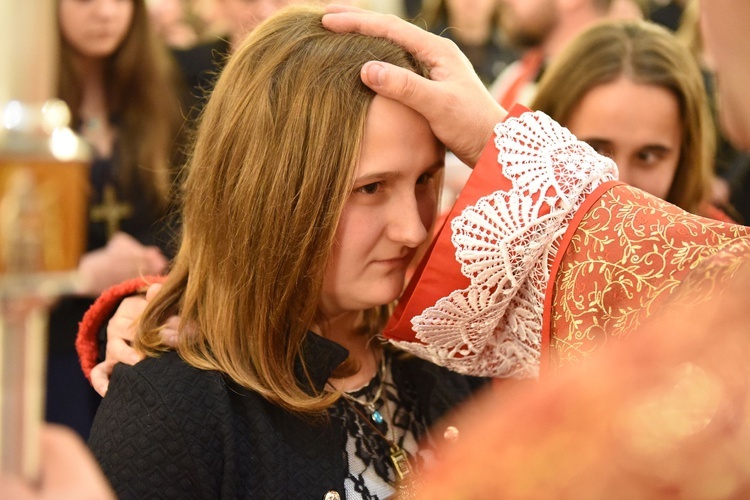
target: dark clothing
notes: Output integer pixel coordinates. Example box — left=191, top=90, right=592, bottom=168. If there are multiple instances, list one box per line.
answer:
left=89, top=333, right=484, bottom=499
left=650, top=2, right=684, bottom=32
left=431, top=25, right=519, bottom=87
left=172, top=37, right=231, bottom=122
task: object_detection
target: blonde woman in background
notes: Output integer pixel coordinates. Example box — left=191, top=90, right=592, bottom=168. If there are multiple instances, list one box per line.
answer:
left=532, top=19, right=732, bottom=220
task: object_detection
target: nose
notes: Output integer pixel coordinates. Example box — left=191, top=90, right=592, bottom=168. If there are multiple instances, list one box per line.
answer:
left=386, top=193, right=429, bottom=248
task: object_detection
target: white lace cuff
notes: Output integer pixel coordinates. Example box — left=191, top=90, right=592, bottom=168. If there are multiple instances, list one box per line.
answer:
left=391, top=111, right=618, bottom=378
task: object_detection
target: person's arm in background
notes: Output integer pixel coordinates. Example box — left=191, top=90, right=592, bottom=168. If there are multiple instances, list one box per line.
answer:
left=76, top=232, right=169, bottom=298
left=0, top=425, right=114, bottom=500
left=78, top=279, right=180, bottom=396
left=701, top=0, right=750, bottom=151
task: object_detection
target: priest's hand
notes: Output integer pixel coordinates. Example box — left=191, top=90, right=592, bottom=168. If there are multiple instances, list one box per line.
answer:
left=322, top=6, right=507, bottom=167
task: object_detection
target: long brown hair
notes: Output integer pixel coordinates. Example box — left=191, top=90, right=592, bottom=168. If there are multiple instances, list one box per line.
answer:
left=57, top=0, right=184, bottom=210
left=137, top=5, right=429, bottom=415
left=532, top=20, right=714, bottom=214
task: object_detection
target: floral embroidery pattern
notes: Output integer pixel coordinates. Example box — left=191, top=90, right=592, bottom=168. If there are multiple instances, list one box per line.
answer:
left=390, top=112, right=617, bottom=378
left=550, top=185, right=750, bottom=370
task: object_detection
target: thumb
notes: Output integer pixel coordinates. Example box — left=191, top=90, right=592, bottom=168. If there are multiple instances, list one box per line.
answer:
left=145, top=282, right=164, bottom=301
left=361, top=61, right=431, bottom=116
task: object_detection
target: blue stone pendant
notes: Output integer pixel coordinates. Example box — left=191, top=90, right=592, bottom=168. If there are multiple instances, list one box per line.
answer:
left=371, top=410, right=384, bottom=424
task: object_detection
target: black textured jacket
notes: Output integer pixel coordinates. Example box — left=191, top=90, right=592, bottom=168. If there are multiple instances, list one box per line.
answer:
left=88, top=333, right=485, bottom=499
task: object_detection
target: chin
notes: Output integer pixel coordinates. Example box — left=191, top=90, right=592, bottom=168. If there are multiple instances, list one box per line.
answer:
left=361, top=285, right=403, bottom=309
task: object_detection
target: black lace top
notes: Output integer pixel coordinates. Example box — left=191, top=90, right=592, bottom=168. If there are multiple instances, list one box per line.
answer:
left=329, top=351, right=435, bottom=499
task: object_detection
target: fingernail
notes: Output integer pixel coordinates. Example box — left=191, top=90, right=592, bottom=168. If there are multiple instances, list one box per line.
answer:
left=365, top=62, right=384, bottom=87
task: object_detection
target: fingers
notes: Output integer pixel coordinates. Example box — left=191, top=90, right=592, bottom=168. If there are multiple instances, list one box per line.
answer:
left=322, top=8, right=505, bottom=166
left=92, top=286, right=158, bottom=395
left=105, top=335, right=142, bottom=365
left=160, top=315, right=181, bottom=347
left=145, top=282, right=164, bottom=301
left=143, top=247, right=169, bottom=275
left=360, top=61, right=432, bottom=114
left=106, top=295, right=148, bottom=365
left=90, top=360, right=115, bottom=396
left=106, top=231, right=141, bottom=251
left=322, top=11, right=450, bottom=67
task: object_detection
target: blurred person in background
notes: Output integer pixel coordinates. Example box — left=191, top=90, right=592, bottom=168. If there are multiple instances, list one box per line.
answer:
left=168, top=0, right=291, bottom=122
left=47, top=0, right=184, bottom=439
left=422, top=0, right=518, bottom=87
left=489, top=0, right=613, bottom=110
left=147, top=0, right=203, bottom=48
left=649, top=0, right=685, bottom=31
left=532, top=20, right=733, bottom=220
left=676, top=0, right=750, bottom=222
left=609, top=0, right=648, bottom=19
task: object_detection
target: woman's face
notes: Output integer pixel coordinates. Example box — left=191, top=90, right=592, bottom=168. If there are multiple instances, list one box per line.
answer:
left=321, top=96, right=444, bottom=318
left=566, top=77, right=682, bottom=200
left=59, top=0, right=134, bottom=59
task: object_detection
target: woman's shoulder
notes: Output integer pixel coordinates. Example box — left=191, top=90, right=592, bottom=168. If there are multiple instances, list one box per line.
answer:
left=91, top=353, right=230, bottom=498
left=109, top=351, right=228, bottom=407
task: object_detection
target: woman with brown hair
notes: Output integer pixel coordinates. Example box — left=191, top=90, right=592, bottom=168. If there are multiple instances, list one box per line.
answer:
left=47, top=0, right=184, bottom=439
left=531, top=19, right=728, bottom=219
left=86, top=5, right=481, bottom=498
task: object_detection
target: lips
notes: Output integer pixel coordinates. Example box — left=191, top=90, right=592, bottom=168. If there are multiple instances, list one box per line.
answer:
left=373, top=254, right=412, bottom=268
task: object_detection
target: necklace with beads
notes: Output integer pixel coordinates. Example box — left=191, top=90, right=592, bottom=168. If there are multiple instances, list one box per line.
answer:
left=339, top=354, right=388, bottom=424
left=333, top=354, right=414, bottom=483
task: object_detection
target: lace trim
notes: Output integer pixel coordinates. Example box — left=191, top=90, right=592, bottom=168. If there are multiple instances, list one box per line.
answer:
left=391, top=112, right=618, bottom=378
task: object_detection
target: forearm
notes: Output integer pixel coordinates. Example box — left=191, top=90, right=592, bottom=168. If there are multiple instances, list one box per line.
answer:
left=76, top=276, right=165, bottom=381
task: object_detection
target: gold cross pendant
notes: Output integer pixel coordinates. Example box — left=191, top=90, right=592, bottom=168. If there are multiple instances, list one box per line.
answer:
left=90, top=184, right=133, bottom=239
